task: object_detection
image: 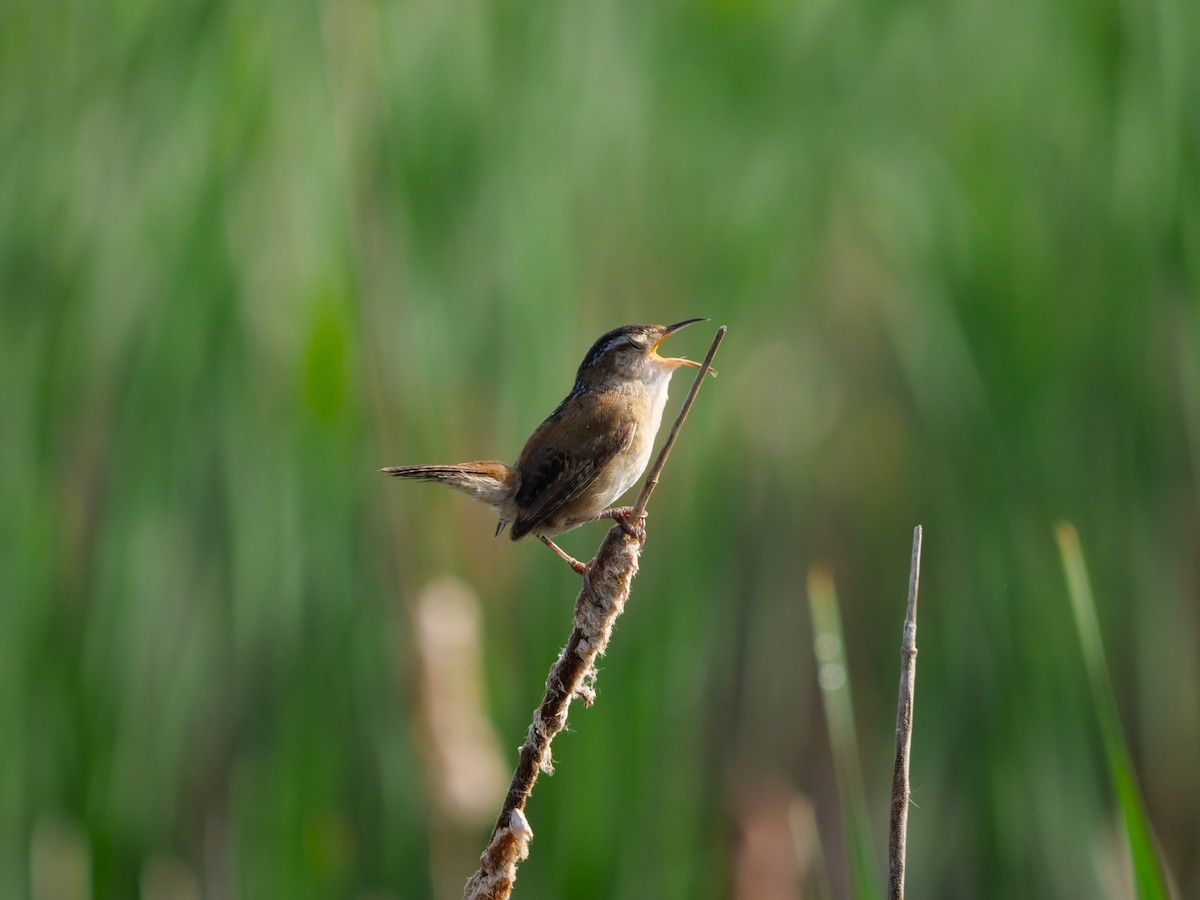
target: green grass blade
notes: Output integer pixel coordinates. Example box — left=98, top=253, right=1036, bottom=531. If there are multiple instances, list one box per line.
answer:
left=808, top=565, right=883, bottom=900
left=1055, top=523, right=1175, bottom=900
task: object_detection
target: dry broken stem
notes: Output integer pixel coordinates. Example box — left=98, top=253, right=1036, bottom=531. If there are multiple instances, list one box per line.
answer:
left=463, top=326, right=726, bottom=900
left=888, top=525, right=923, bottom=900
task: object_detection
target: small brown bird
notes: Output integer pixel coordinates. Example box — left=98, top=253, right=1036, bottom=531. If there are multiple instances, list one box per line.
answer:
left=381, top=319, right=708, bottom=573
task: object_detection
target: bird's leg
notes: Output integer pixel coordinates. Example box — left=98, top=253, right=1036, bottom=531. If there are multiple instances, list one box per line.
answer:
left=538, top=535, right=589, bottom=574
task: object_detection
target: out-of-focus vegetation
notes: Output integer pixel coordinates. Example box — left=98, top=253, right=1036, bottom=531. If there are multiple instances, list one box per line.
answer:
left=3, top=0, right=1198, bottom=897
left=1058, top=523, right=1174, bottom=900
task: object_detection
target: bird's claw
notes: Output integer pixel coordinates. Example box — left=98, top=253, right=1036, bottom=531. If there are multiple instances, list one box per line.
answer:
left=617, top=510, right=647, bottom=542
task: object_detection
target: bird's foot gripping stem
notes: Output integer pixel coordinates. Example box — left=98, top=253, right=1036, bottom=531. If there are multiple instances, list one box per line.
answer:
left=596, top=506, right=647, bottom=542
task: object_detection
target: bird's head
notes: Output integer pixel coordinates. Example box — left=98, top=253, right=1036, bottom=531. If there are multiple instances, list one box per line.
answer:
left=573, top=319, right=709, bottom=391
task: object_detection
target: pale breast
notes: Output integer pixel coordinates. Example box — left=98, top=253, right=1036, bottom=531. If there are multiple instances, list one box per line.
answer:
left=599, top=420, right=653, bottom=506
left=599, top=374, right=670, bottom=505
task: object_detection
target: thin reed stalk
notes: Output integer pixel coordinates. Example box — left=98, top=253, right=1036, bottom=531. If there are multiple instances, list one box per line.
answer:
left=888, top=525, right=922, bottom=900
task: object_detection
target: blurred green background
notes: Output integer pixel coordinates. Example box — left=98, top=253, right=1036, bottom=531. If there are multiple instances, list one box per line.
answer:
left=3, top=0, right=1198, bottom=897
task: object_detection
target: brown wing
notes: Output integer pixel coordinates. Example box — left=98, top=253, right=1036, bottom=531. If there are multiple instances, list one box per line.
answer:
left=510, top=401, right=636, bottom=540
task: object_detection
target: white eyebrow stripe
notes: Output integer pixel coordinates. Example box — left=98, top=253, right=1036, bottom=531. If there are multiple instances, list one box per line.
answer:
left=602, top=336, right=629, bottom=353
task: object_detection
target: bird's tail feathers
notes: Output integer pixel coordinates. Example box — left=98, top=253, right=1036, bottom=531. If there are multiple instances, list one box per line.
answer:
left=379, top=462, right=514, bottom=507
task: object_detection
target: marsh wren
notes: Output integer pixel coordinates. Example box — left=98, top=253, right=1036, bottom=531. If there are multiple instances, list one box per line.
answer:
left=381, top=319, right=708, bottom=573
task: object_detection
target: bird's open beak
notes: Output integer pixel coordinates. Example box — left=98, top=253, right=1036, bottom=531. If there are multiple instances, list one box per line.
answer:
left=652, top=317, right=716, bottom=374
